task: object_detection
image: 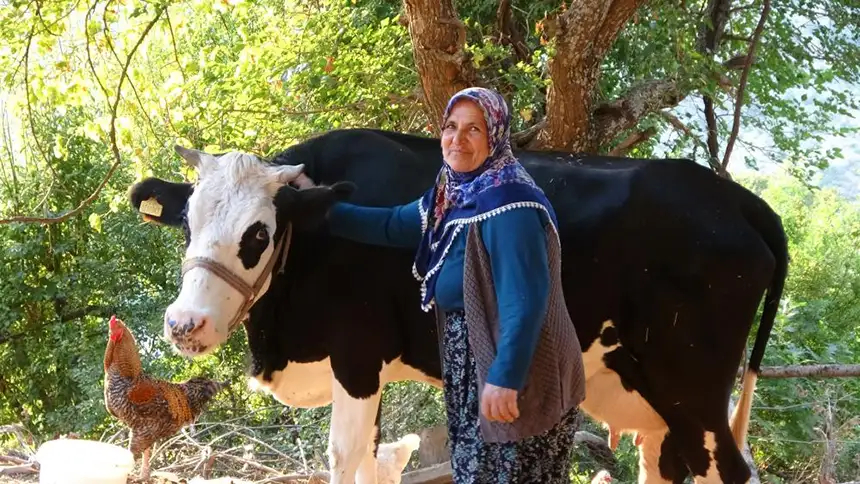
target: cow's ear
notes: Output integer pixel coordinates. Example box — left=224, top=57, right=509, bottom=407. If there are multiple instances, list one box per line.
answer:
left=275, top=181, right=355, bottom=231
left=128, top=177, right=193, bottom=227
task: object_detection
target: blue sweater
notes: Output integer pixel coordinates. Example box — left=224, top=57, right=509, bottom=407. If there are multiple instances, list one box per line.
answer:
left=327, top=200, right=550, bottom=391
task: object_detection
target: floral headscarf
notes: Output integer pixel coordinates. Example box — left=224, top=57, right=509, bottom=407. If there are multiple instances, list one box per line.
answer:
left=412, top=87, right=557, bottom=311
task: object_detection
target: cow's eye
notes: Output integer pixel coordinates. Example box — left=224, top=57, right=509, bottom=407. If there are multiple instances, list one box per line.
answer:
left=238, top=221, right=271, bottom=270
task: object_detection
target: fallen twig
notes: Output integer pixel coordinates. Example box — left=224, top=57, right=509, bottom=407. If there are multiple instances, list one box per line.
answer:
left=0, top=463, right=38, bottom=476
left=0, top=455, right=29, bottom=465
left=217, top=453, right=283, bottom=475
left=255, top=471, right=331, bottom=483
left=0, top=424, right=37, bottom=456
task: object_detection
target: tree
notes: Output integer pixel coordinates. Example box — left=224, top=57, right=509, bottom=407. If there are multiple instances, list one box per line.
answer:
left=0, top=1, right=858, bottom=481
left=401, top=0, right=858, bottom=172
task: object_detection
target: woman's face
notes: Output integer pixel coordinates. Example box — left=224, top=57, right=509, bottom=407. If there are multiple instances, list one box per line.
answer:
left=441, top=99, right=490, bottom=173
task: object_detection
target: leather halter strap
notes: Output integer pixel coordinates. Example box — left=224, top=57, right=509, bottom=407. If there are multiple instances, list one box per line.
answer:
left=180, top=223, right=293, bottom=334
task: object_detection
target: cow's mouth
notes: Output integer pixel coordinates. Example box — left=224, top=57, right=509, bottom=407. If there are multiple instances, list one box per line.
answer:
left=167, top=333, right=214, bottom=356
left=173, top=340, right=211, bottom=356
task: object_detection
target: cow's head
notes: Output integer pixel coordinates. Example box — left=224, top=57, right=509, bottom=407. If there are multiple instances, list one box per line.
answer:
left=129, top=145, right=351, bottom=356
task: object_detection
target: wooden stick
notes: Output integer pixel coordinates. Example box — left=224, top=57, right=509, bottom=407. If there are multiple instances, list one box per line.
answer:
left=0, top=463, right=37, bottom=476
left=0, top=455, right=29, bottom=465
left=739, top=364, right=860, bottom=379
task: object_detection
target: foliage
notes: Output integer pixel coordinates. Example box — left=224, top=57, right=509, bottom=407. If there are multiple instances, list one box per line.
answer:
left=0, top=0, right=857, bottom=482
left=737, top=172, right=860, bottom=483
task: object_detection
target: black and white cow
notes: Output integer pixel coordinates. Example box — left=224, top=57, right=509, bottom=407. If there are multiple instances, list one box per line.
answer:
left=130, top=128, right=788, bottom=484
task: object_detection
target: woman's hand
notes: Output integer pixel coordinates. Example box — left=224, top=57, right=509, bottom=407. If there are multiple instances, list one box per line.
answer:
left=480, top=383, right=520, bottom=423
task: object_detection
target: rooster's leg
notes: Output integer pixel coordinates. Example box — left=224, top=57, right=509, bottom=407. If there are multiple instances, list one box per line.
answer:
left=128, top=430, right=151, bottom=481
left=140, top=448, right=151, bottom=480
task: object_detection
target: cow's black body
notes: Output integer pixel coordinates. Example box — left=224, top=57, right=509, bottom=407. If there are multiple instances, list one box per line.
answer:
left=132, top=128, right=787, bottom=483
left=272, top=129, right=787, bottom=483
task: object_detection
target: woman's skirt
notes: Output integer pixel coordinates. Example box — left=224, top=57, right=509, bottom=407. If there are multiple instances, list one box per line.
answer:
left=442, top=309, right=580, bottom=484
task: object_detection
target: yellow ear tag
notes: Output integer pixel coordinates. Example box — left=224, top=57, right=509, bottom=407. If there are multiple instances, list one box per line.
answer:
left=139, top=197, right=163, bottom=218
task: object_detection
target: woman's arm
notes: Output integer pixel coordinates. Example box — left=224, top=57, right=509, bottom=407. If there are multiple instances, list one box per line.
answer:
left=480, top=208, right=550, bottom=392
left=326, top=199, right=424, bottom=249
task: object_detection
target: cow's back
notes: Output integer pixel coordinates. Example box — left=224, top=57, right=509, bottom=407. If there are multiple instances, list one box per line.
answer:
left=287, top=127, right=781, bottom=398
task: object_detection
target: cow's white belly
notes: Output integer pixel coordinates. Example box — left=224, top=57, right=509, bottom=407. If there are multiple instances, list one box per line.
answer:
left=579, top=321, right=666, bottom=435
left=248, top=357, right=442, bottom=409
left=380, top=357, right=443, bottom=389
left=249, top=358, right=334, bottom=408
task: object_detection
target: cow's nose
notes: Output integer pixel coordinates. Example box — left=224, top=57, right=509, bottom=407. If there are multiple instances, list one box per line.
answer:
left=165, top=310, right=209, bottom=339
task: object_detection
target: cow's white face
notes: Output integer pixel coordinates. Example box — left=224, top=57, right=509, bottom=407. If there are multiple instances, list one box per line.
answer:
left=129, top=146, right=352, bottom=357
left=167, top=148, right=303, bottom=355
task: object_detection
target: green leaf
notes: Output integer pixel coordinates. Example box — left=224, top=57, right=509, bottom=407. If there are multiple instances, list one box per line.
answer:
left=88, top=213, right=102, bottom=233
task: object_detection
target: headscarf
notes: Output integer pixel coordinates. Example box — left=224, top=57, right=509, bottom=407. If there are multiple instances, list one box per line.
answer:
left=412, top=87, right=558, bottom=312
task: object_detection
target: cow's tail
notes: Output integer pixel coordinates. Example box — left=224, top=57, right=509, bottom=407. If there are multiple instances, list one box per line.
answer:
left=730, top=198, right=789, bottom=451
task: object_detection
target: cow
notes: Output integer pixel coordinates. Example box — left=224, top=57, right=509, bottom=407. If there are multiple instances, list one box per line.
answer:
left=129, top=128, right=788, bottom=484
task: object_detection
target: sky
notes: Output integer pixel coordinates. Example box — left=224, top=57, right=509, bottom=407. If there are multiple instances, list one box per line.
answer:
left=654, top=77, right=859, bottom=201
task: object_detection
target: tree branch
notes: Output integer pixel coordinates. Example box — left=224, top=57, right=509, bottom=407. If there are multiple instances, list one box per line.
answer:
left=738, top=364, right=860, bottom=379
left=658, top=111, right=693, bottom=136
left=704, top=96, right=721, bottom=168
left=402, top=0, right=478, bottom=133
left=59, top=304, right=111, bottom=322
left=592, top=79, right=684, bottom=147
left=723, top=33, right=752, bottom=42
left=697, top=0, right=733, bottom=54
left=165, top=9, right=187, bottom=82
left=496, top=0, right=529, bottom=63
left=608, top=127, right=657, bottom=156
left=85, top=0, right=110, bottom=100
left=817, top=395, right=837, bottom=484
left=0, top=304, right=110, bottom=346
left=697, top=0, right=734, bottom=175
left=659, top=111, right=719, bottom=170
left=574, top=431, right=617, bottom=473
left=719, top=0, right=771, bottom=177
left=593, top=0, right=647, bottom=58
left=511, top=119, right=546, bottom=148
left=0, top=5, right=166, bottom=225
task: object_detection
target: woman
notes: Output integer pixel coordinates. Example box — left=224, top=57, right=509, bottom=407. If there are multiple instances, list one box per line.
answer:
left=327, top=87, right=586, bottom=483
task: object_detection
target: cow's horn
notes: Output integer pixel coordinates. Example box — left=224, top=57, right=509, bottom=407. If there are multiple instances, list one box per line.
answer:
left=174, top=145, right=207, bottom=168
left=275, top=163, right=305, bottom=183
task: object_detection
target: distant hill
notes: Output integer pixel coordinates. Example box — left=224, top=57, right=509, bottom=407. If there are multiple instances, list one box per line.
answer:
left=820, top=159, right=860, bottom=201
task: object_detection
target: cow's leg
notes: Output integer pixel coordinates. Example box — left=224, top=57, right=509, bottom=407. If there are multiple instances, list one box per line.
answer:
left=636, top=429, right=674, bottom=484
left=328, top=376, right=382, bottom=484
left=692, top=427, right=750, bottom=484
left=356, top=398, right=383, bottom=483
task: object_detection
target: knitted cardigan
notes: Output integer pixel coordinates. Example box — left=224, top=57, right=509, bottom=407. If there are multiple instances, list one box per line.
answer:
left=435, top=221, right=586, bottom=443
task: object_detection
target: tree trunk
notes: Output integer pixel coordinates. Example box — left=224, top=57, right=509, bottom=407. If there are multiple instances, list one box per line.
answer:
left=401, top=0, right=700, bottom=154
left=531, top=0, right=647, bottom=152
left=402, top=0, right=477, bottom=133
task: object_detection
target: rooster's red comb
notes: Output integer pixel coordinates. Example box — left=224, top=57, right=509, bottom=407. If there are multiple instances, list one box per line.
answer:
left=109, top=315, right=123, bottom=332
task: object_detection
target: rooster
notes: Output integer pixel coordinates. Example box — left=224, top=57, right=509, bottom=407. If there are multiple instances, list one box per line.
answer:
left=103, top=315, right=226, bottom=480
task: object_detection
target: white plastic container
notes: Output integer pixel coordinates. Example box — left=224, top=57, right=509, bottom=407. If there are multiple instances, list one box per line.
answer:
left=35, top=439, right=135, bottom=484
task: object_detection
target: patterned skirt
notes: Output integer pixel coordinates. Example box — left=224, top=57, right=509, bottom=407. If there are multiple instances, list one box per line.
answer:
left=442, top=310, right=580, bottom=484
